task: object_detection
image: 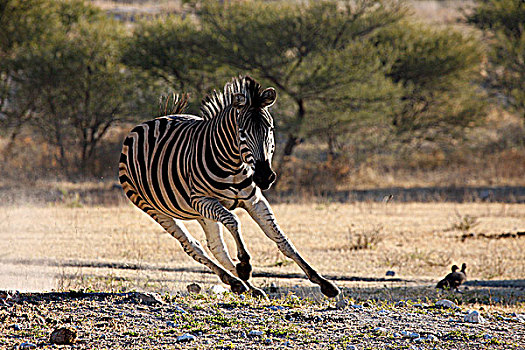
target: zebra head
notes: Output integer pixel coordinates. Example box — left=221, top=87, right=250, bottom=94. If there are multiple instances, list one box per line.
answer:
left=232, top=86, right=277, bottom=190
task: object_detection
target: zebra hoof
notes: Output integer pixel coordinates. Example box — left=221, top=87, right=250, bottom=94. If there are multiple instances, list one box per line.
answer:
left=320, top=280, right=340, bottom=298
left=229, top=279, right=249, bottom=295
left=236, top=261, right=252, bottom=281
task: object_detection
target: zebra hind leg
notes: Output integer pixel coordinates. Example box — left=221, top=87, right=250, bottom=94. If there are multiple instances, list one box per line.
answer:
left=197, top=218, right=267, bottom=299
left=153, top=214, right=249, bottom=295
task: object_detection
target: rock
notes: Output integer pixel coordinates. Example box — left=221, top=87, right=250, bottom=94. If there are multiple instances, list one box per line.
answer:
left=187, top=283, right=202, bottom=294
left=19, top=343, right=36, bottom=349
left=363, top=302, right=371, bottom=307
left=49, top=327, right=77, bottom=345
left=336, top=298, right=349, bottom=310
left=269, top=282, right=278, bottom=293
left=386, top=270, right=395, bottom=277
left=267, top=305, right=286, bottom=311
left=483, top=334, right=493, bottom=340
left=393, top=332, right=402, bottom=338
left=436, top=299, right=458, bottom=309
left=248, top=330, right=264, bottom=337
left=264, top=338, right=273, bottom=344
left=346, top=345, right=358, bottom=350
left=209, top=284, right=229, bottom=296
left=377, top=310, right=389, bottom=315
left=464, top=310, right=485, bottom=323
left=166, top=321, right=177, bottom=327
left=351, top=304, right=363, bottom=309
left=12, top=324, right=21, bottom=331
left=135, top=292, right=164, bottom=305
left=176, top=333, right=196, bottom=342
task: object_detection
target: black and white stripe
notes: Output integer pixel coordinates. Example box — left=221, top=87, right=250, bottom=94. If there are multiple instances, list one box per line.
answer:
left=118, top=76, right=340, bottom=298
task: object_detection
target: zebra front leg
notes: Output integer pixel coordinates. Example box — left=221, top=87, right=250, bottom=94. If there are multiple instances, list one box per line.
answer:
left=191, top=196, right=253, bottom=282
left=241, top=192, right=340, bottom=298
left=154, top=213, right=248, bottom=295
left=197, top=218, right=267, bottom=299
left=191, top=196, right=252, bottom=281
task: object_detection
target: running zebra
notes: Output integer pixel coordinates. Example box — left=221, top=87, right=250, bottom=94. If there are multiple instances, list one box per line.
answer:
left=118, top=76, right=340, bottom=298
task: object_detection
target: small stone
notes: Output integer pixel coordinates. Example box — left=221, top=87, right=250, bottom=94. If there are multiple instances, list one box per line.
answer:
left=166, top=321, right=177, bottom=327
left=402, top=330, right=419, bottom=338
left=12, top=324, right=21, bottom=331
left=50, top=327, right=77, bottom=345
left=436, top=299, right=458, bottom=309
left=483, top=334, right=493, bottom=340
left=386, top=270, right=395, bottom=277
left=427, top=334, right=438, bottom=342
left=393, top=332, right=402, bottom=338
left=514, top=313, right=525, bottom=323
left=373, top=327, right=387, bottom=333
left=414, top=303, right=428, bottom=308
left=413, top=337, right=424, bottom=343
left=209, top=284, right=229, bottom=295
left=351, top=304, right=363, bottom=309
left=187, top=283, right=202, bottom=294
left=346, top=345, right=358, bottom=350
left=283, top=340, right=291, bottom=347
left=336, top=298, right=349, bottom=310
left=176, top=333, right=196, bottom=342
left=395, top=301, right=407, bottom=308
left=264, top=338, right=273, bottom=344
left=248, top=330, right=264, bottom=337
left=135, top=292, right=164, bottom=305
left=363, top=302, right=371, bottom=307
left=377, top=310, right=389, bottom=315
left=174, top=306, right=187, bottom=314
left=464, top=310, right=486, bottom=323
left=19, top=342, right=36, bottom=350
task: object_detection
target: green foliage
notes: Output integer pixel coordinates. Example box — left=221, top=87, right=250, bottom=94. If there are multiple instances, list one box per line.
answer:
left=122, top=15, right=231, bottom=113
left=374, top=21, right=486, bottom=140
left=198, top=0, right=407, bottom=174
left=468, top=0, right=525, bottom=116
left=0, top=1, right=143, bottom=173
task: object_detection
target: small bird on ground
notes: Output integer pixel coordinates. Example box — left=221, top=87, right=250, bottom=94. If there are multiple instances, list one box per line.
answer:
left=436, top=263, right=467, bottom=291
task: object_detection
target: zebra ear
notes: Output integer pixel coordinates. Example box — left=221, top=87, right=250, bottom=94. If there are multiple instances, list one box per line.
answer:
left=232, top=93, right=247, bottom=109
left=260, top=87, right=276, bottom=107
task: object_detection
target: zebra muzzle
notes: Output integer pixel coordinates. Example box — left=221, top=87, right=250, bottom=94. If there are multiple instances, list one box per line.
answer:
left=253, top=160, right=276, bottom=190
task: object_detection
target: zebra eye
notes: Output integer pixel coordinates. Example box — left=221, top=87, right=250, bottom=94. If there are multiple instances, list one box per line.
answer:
left=239, top=128, right=247, bottom=140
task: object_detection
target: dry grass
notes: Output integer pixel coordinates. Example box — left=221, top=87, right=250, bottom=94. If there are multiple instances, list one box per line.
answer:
left=1, top=201, right=523, bottom=295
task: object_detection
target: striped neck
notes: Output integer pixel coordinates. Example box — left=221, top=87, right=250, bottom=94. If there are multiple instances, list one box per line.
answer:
left=204, top=106, right=244, bottom=173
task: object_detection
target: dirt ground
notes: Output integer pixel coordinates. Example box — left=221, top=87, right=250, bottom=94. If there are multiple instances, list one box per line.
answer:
left=1, top=288, right=524, bottom=350
left=1, top=200, right=524, bottom=349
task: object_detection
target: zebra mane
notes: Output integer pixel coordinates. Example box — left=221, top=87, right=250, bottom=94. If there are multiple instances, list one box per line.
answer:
left=200, top=76, right=263, bottom=120
left=157, top=92, right=189, bottom=117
